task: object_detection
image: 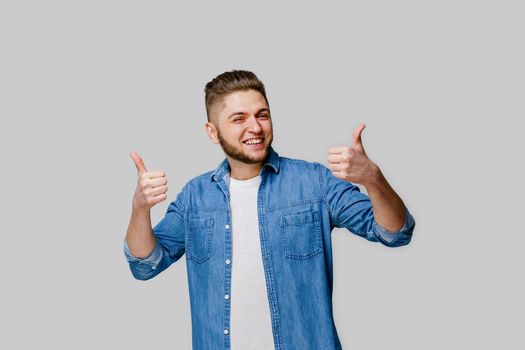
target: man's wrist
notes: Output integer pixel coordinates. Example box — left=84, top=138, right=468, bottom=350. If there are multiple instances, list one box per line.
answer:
left=363, top=163, right=385, bottom=192
left=131, top=202, right=151, bottom=217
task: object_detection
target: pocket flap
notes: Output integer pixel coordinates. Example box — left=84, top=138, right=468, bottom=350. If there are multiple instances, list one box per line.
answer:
left=189, top=217, right=214, bottom=228
left=281, top=210, right=320, bottom=226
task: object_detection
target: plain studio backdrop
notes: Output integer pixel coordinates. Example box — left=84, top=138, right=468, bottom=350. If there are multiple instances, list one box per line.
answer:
left=1, top=1, right=523, bottom=349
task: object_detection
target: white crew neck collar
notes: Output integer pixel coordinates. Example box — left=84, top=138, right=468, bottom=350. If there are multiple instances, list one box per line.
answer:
left=228, top=174, right=261, bottom=186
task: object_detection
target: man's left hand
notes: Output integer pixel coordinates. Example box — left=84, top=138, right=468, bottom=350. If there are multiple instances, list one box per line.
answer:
left=328, top=123, right=379, bottom=187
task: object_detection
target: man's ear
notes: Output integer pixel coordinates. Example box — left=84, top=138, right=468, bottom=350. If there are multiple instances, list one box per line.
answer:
left=205, top=121, right=220, bottom=144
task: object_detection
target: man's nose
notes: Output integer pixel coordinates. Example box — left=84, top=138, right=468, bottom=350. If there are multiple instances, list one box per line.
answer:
left=246, top=116, right=262, bottom=133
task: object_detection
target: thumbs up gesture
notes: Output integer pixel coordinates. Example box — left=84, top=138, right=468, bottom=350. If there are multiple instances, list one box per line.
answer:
left=130, top=151, right=168, bottom=211
left=328, top=124, right=379, bottom=186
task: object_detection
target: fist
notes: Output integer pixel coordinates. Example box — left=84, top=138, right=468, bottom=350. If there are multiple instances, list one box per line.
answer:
left=328, top=124, right=378, bottom=186
left=130, top=151, right=168, bottom=210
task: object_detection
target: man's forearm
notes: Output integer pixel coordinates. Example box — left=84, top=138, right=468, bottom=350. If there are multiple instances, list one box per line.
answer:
left=364, top=165, right=407, bottom=232
left=125, top=207, right=157, bottom=259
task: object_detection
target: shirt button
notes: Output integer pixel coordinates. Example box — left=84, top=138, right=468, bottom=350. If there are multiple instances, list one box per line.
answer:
left=225, top=224, right=230, bottom=229
left=225, top=259, right=231, bottom=265
left=224, top=294, right=230, bottom=300
left=224, top=329, right=229, bottom=335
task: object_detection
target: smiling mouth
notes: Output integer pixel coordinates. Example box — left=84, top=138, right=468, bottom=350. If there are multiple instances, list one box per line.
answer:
left=243, top=138, right=264, bottom=145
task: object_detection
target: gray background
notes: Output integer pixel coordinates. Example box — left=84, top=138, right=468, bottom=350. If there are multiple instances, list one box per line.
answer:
left=1, top=0, right=524, bottom=349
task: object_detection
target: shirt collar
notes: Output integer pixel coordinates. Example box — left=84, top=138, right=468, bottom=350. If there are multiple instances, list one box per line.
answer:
left=210, top=146, right=280, bottom=182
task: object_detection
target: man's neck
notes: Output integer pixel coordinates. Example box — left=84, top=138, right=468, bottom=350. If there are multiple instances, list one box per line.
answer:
left=227, top=157, right=263, bottom=180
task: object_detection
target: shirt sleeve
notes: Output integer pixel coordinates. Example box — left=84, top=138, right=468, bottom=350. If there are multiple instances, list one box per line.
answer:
left=319, top=163, right=415, bottom=247
left=123, top=185, right=188, bottom=280
left=123, top=237, right=163, bottom=267
left=373, top=206, right=415, bottom=247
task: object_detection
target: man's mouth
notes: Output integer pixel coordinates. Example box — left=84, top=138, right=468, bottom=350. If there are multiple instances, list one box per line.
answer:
left=243, top=138, right=264, bottom=145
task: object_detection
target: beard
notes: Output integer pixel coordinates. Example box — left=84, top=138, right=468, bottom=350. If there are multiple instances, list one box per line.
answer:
left=216, top=128, right=273, bottom=165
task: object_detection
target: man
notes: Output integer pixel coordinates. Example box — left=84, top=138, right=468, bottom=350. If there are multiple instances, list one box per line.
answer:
left=124, top=70, right=416, bottom=350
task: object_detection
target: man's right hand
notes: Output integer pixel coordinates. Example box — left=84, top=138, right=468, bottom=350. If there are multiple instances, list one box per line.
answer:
left=130, top=151, right=168, bottom=211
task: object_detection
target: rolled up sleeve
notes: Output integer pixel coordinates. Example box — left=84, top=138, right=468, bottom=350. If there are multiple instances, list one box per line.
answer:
left=373, top=206, right=415, bottom=247
left=123, top=238, right=164, bottom=269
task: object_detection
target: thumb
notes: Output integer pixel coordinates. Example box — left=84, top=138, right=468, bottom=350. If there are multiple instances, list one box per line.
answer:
left=352, top=123, right=366, bottom=149
left=129, top=151, right=147, bottom=175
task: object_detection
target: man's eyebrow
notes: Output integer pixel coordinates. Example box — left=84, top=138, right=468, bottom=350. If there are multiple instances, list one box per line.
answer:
left=227, top=108, right=270, bottom=119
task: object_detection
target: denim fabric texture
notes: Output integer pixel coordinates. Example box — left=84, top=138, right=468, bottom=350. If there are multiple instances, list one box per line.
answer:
left=124, top=147, right=416, bottom=350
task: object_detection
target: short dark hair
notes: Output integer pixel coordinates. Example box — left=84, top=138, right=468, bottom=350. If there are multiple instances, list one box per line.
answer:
left=204, top=70, right=269, bottom=122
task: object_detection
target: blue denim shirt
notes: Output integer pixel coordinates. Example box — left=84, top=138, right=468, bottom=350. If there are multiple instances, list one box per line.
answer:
left=124, top=147, right=415, bottom=350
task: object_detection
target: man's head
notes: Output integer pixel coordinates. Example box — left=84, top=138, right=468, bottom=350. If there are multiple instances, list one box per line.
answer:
left=204, top=70, right=273, bottom=165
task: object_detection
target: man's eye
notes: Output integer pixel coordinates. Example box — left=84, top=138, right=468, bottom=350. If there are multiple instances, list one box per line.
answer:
left=258, top=114, right=270, bottom=118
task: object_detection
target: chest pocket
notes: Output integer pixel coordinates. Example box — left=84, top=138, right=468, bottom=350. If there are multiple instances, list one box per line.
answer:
left=280, top=210, right=323, bottom=260
left=187, top=217, right=214, bottom=263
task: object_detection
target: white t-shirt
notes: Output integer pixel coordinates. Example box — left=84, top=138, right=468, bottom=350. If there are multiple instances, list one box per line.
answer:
left=227, top=174, right=275, bottom=350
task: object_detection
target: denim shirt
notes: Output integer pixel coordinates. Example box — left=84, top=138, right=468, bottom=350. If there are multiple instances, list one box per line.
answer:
left=123, top=147, right=415, bottom=350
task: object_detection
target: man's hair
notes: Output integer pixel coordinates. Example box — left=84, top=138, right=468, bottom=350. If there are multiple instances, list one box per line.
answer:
left=204, top=70, right=269, bottom=122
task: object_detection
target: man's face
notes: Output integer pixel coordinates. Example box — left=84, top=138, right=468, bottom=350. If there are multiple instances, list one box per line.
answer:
left=206, top=89, right=273, bottom=165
